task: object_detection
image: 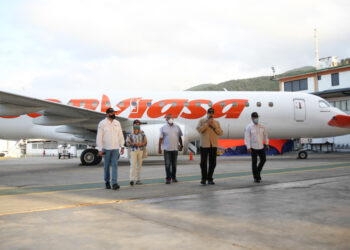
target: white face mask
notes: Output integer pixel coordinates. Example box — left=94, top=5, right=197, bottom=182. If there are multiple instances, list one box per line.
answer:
left=168, top=118, right=174, bottom=124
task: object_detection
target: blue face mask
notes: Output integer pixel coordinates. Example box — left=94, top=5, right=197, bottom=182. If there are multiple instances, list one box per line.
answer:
left=134, top=125, right=140, bottom=130
left=253, top=118, right=259, bottom=124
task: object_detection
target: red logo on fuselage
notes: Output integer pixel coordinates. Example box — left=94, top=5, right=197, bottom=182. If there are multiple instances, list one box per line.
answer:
left=0, top=95, right=247, bottom=119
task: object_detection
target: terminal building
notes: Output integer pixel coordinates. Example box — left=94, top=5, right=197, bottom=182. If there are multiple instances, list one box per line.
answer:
left=279, top=59, right=350, bottom=152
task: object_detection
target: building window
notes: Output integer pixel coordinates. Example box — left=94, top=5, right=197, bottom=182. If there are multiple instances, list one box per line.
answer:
left=257, top=102, right=262, bottom=107
left=317, top=75, right=322, bottom=80
left=300, top=79, right=308, bottom=90
left=284, top=82, right=292, bottom=91
left=331, top=73, right=339, bottom=86
left=284, top=78, right=308, bottom=92
left=341, top=100, right=347, bottom=111
left=268, top=102, right=274, bottom=107
left=347, top=100, right=350, bottom=111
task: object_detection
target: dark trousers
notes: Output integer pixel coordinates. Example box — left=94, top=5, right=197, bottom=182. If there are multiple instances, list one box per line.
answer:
left=251, top=148, right=266, bottom=180
left=200, top=147, right=217, bottom=182
left=164, top=150, right=178, bottom=179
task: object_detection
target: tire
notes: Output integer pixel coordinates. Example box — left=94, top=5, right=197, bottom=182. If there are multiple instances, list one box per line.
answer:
left=298, top=151, right=308, bottom=159
left=81, top=149, right=99, bottom=165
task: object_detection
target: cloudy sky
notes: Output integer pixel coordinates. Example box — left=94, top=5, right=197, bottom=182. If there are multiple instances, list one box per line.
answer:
left=0, top=0, right=349, bottom=98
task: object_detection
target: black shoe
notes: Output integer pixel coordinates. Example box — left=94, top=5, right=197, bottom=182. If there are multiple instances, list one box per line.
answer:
left=112, top=183, right=120, bottom=190
left=172, top=178, right=178, bottom=183
left=208, top=180, right=215, bottom=185
left=130, top=181, right=134, bottom=186
left=254, top=179, right=261, bottom=183
left=165, top=178, right=171, bottom=184
left=200, top=180, right=206, bottom=185
left=105, top=182, right=111, bottom=189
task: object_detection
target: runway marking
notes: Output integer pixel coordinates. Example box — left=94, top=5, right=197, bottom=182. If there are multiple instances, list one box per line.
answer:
left=0, top=162, right=349, bottom=197
left=0, top=199, right=133, bottom=217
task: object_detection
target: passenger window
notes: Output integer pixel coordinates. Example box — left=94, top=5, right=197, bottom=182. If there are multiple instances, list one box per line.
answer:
left=159, top=102, right=165, bottom=107
left=118, top=101, right=124, bottom=107
left=184, top=102, right=189, bottom=107
left=268, top=102, right=273, bottom=107
left=208, top=102, right=213, bottom=107
left=196, top=102, right=201, bottom=107
left=232, top=102, right=237, bottom=107
left=131, top=101, right=137, bottom=106
left=245, top=102, right=249, bottom=107
left=257, top=102, right=262, bottom=107
left=80, top=101, right=85, bottom=107
left=92, top=101, right=98, bottom=107
left=105, top=101, right=111, bottom=107
left=172, top=102, right=177, bottom=107
left=220, top=102, right=225, bottom=107
left=146, top=102, right=152, bottom=107
left=319, top=100, right=330, bottom=108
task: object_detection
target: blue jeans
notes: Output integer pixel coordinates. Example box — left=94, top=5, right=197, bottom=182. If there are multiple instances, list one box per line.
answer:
left=103, top=149, right=119, bottom=185
left=164, top=150, right=178, bottom=179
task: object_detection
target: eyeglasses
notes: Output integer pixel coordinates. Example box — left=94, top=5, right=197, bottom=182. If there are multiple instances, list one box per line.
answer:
left=208, top=111, right=214, bottom=114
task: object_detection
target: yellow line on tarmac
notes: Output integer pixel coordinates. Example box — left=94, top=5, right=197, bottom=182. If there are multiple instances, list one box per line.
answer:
left=0, top=199, right=133, bottom=217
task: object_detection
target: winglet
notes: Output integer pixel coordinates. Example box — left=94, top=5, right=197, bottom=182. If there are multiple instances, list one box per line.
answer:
left=328, top=115, right=350, bottom=129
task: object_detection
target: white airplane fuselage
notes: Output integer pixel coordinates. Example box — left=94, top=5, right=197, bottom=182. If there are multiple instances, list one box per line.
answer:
left=0, top=91, right=349, bottom=155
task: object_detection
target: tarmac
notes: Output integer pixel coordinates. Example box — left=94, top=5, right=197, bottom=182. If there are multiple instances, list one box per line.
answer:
left=0, top=152, right=349, bottom=250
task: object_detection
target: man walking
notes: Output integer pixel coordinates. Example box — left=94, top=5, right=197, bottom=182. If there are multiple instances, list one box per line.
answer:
left=196, top=108, right=223, bottom=185
left=244, top=112, right=269, bottom=183
left=97, top=108, right=125, bottom=190
left=158, top=114, right=183, bottom=184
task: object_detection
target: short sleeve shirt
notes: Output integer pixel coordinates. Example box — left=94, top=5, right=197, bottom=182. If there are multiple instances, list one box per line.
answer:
left=160, top=123, right=183, bottom=151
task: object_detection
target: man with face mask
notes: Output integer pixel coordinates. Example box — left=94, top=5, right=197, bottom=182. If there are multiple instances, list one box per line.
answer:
left=96, top=108, right=125, bottom=190
left=158, top=114, right=183, bottom=184
left=244, top=112, right=270, bottom=183
left=197, top=108, right=223, bottom=185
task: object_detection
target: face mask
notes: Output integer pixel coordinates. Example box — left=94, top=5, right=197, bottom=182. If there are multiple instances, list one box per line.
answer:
left=253, top=118, right=259, bottom=124
left=109, top=114, right=116, bottom=119
left=168, top=119, right=174, bottom=124
left=134, top=125, right=140, bottom=130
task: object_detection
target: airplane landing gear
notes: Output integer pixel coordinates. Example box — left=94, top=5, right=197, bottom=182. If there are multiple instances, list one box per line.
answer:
left=298, top=150, right=308, bottom=159
left=80, top=148, right=102, bottom=165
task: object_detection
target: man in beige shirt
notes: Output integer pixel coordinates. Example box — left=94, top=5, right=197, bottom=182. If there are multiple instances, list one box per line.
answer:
left=196, top=108, right=223, bottom=185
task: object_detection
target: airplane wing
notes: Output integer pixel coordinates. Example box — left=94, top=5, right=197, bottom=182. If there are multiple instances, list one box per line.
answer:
left=0, top=90, right=130, bottom=139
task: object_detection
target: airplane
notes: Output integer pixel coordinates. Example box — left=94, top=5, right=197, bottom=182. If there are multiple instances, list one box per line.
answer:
left=0, top=90, right=349, bottom=165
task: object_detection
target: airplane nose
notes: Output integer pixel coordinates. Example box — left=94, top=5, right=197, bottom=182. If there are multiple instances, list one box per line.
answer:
left=328, top=114, right=350, bottom=129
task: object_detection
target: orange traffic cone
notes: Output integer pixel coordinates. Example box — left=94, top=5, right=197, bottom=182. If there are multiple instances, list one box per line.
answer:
left=189, top=151, right=193, bottom=160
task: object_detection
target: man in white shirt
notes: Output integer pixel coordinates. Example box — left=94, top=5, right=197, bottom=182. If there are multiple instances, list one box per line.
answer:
left=244, top=112, right=270, bottom=183
left=158, top=114, right=183, bottom=184
left=96, top=108, right=125, bottom=190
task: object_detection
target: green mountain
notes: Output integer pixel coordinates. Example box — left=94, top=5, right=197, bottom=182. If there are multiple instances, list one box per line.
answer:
left=186, top=66, right=316, bottom=91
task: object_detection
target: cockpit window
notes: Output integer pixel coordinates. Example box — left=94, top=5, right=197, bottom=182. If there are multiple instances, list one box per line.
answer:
left=319, top=100, right=330, bottom=108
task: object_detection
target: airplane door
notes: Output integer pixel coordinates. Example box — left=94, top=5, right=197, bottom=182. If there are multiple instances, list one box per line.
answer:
left=294, top=99, right=306, bottom=122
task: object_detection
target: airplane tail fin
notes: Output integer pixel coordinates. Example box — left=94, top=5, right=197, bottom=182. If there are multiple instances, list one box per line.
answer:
left=328, top=115, right=350, bottom=129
